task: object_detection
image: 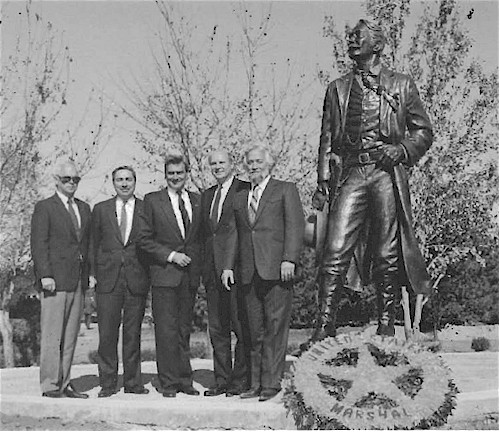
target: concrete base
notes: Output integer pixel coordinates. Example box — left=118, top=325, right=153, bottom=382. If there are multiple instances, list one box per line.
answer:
left=1, top=353, right=497, bottom=429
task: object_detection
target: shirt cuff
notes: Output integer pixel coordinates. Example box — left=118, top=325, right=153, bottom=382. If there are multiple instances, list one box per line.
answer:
left=167, top=251, right=176, bottom=263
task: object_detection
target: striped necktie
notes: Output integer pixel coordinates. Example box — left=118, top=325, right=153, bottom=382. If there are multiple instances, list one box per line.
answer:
left=177, top=190, right=190, bottom=236
left=67, top=198, right=81, bottom=240
left=248, top=186, right=259, bottom=225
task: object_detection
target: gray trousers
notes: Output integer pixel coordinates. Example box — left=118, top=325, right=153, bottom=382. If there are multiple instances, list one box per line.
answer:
left=40, top=283, right=83, bottom=392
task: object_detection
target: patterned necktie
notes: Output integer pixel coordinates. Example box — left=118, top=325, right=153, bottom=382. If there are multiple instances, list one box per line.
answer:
left=67, top=198, right=81, bottom=240
left=248, top=186, right=259, bottom=225
left=177, top=190, right=190, bottom=237
left=119, top=200, right=128, bottom=244
left=210, top=186, right=222, bottom=230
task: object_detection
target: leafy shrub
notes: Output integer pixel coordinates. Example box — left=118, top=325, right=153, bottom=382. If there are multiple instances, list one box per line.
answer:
left=471, top=337, right=490, bottom=352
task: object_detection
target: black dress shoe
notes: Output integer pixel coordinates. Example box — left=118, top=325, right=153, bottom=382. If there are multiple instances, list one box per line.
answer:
left=98, top=388, right=116, bottom=398
left=178, top=385, right=200, bottom=396
left=124, top=386, right=149, bottom=395
left=42, top=390, right=63, bottom=398
left=63, top=384, right=89, bottom=399
left=259, top=388, right=279, bottom=402
left=226, top=385, right=247, bottom=397
left=204, top=386, right=227, bottom=396
left=240, top=388, right=261, bottom=399
left=162, top=388, right=177, bottom=398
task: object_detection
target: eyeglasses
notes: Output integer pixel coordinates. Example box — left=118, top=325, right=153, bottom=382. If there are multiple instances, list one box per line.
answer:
left=57, top=175, right=81, bottom=184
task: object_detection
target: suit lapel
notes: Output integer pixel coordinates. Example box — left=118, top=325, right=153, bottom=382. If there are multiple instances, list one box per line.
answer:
left=336, top=72, right=354, bottom=132
left=186, top=191, right=200, bottom=242
left=253, top=178, right=277, bottom=224
left=160, top=189, right=184, bottom=240
left=106, top=198, right=122, bottom=243
left=51, top=194, right=78, bottom=240
left=128, top=199, right=141, bottom=244
left=217, top=178, right=237, bottom=229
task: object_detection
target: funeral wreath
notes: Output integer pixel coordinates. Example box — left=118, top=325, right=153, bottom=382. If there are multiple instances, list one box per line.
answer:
left=283, top=333, right=458, bottom=430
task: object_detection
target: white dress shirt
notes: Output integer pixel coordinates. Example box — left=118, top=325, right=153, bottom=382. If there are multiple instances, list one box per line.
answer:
left=116, top=197, right=135, bottom=244
left=56, top=190, right=81, bottom=227
left=167, top=188, right=192, bottom=239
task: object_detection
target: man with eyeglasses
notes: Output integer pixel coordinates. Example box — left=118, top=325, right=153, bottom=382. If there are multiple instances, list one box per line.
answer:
left=90, top=166, right=151, bottom=398
left=31, top=161, right=91, bottom=398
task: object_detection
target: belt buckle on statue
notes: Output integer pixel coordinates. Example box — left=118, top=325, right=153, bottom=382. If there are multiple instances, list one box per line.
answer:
left=358, top=152, right=370, bottom=164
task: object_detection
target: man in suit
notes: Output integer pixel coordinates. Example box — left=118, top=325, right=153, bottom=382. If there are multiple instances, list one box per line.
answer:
left=137, top=154, right=202, bottom=398
left=311, top=19, right=433, bottom=340
left=201, top=150, right=250, bottom=397
left=31, top=161, right=91, bottom=398
left=90, top=166, right=150, bottom=398
left=222, top=146, right=304, bottom=402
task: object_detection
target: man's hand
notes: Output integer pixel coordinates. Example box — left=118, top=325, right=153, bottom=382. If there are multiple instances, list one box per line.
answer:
left=89, top=276, right=97, bottom=289
left=281, top=261, right=295, bottom=283
left=172, top=252, right=191, bottom=267
left=379, top=144, right=405, bottom=168
left=41, top=277, right=56, bottom=292
left=312, top=181, right=329, bottom=210
left=221, top=270, right=234, bottom=291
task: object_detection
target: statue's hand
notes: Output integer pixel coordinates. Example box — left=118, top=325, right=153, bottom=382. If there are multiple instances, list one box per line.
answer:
left=312, top=181, right=329, bottom=210
left=379, top=144, right=406, bottom=168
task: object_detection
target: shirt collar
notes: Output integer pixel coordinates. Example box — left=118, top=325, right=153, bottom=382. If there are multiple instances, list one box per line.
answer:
left=252, top=175, right=271, bottom=191
left=218, top=175, right=234, bottom=191
left=167, top=187, right=187, bottom=198
left=116, top=196, right=135, bottom=205
left=56, top=190, right=74, bottom=205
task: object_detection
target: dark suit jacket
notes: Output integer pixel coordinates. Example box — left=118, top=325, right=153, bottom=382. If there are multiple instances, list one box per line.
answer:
left=31, top=193, right=91, bottom=292
left=317, top=66, right=433, bottom=294
left=90, top=197, right=150, bottom=295
left=201, top=178, right=250, bottom=286
left=137, top=189, right=202, bottom=288
left=223, top=178, right=304, bottom=285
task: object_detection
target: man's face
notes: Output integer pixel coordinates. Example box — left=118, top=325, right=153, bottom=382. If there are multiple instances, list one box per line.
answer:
left=113, top=169, right=136, bottom=201
left=209, top=152, right=232, bottom=184
left=246, top=149, right=271, bottom=185
left=55, top=164, right=80, bottom=198
left=347, top=23, right=375, bottom=61
left=165, top=162, right=187, bottom=192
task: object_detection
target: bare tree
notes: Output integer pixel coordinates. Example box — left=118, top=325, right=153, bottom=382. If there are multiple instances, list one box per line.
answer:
left=121, top=2, right=320, bottom=197
left=0, top=2, right=113, bottom=366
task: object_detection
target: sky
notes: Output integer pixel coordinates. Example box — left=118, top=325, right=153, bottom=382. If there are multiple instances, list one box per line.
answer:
left=2, top=0, right=498, bottom=204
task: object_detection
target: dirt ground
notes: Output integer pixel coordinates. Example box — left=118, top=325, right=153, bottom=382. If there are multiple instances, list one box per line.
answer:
left=2, top=324, right=498, bottom=431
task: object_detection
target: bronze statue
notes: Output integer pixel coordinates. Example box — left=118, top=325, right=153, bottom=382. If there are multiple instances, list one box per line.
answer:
left=311, top=19, right=433, bottom=341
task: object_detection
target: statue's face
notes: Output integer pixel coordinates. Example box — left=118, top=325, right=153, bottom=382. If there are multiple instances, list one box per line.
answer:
left=347, top=23, right=375, bottom=61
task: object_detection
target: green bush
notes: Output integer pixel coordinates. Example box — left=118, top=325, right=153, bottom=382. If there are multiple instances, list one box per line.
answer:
left=471, top=337, right=491, bottom=352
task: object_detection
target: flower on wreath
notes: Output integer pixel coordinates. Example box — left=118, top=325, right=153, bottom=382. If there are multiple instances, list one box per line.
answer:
left=282, top=332, right=458, bottom=430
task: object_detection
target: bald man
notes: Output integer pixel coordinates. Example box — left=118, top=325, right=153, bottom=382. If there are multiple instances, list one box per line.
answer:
left=201, top=150, right=250, bottom=397
left=31, top=161, right=91, bottom=398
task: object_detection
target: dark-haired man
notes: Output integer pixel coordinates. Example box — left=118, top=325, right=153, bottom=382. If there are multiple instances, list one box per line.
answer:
left=31, top=161, right=91, bottom=398
left=312, top=19, right=433, bottom=341
left=90, top=166, right=150, bottom=397
left=138, top=155, right=202, bottom=398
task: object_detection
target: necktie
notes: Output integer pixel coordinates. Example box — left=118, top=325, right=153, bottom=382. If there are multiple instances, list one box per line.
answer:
left=67, top=198, right=81, bottom=240
left=248, top=186, right=259, bottom=225
left=119, top=200, right=128, bottom=244
left=177, top=190, right=190, bottom=236
left=210, top=186, right=222, bottom=230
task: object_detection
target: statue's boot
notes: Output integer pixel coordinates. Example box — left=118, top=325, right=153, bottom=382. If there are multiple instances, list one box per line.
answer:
left=376, top=280, right=398, bottom=337
left=297, top=275, right=343, bottom=354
